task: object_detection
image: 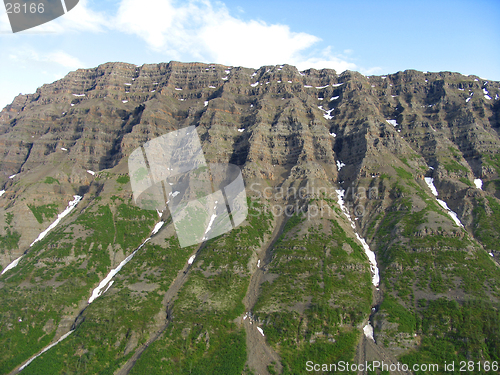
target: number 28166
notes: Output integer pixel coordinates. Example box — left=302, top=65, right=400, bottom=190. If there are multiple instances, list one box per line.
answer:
left=5, top=3, right=45, bottom=14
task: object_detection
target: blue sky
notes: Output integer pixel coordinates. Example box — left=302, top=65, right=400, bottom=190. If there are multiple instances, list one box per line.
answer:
left=1, top=0, right=499, bottom=109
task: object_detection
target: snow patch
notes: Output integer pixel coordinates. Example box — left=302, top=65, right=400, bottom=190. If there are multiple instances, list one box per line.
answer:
left=330, top=132, right=336, bottom=137
left=250, top=82, right=259, bottom=87
left=103, top=280, right=114, bottom=294
left=87, top=170, right=95, bottom=175
left=466, top=97, right=471, bottom=103
left=386, top=119, right=398, bottom=127
left=257, top=327, right=265, bottom=336
left=316, top=85, right=329, bottom=89
left=238, top=128, right=244, bottom=132
left=61, top=147, right=67, bottom=151
left=204, top=101, right=209, bottom=106
left=336, top=189, right=380, bottom=286
left=122, top=100, right=128, bottom=103
left=88, top=231, right=154, bottom=304
left=19, top=330, right=74, bottom=371
left=363, top=323, right=375, bottom=341
left=424, top=178, right=463, bottom=227
left=304, top=85, right=312, bottom=88
left=474, top=179, right=483, bottom=190
left=30, top=195, right=82, bottom=247
left=0, top=190, right=5, bottom=197
left=72, top=94, right=85, bottom=97
left=208, top=86, right=216, bottom=88
left=424, top=177, right=438, bottom=196
left=332, top=83, right=344, bottom=87
left=9, top=174, right=16, bottom=179
left=1, top=256, right=23, bottom=275
left=188, top=255, right=196, bottom=265
left=151, top=221, right=165, bottom=235
left=336, top=161, right=345, bottom=171
left=175, top=88, right=182, bottom=90
left=330, top=96, right=339, bottom=101
left=437, top=199, right=464, bottom=227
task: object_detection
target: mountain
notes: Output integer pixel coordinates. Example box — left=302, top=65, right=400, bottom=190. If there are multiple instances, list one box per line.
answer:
left=0, top=61, right=499, bottom=375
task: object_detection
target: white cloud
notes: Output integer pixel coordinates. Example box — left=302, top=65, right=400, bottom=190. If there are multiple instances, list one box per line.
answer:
left=9, top=49, right=83, bottom=70
left=114, top=0, right=356, bottom=72
left=360, top=66, right=383, bottom=75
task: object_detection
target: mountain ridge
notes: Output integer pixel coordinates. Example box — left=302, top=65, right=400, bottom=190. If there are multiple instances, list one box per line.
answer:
left=0, top=61, right=499, bottom=374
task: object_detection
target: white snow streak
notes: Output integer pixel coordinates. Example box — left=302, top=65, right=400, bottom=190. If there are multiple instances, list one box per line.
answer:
left=250, top=82, right=259, bottom=87
left=88, top=235, right=152, bottom=304
left=336, top=189, right=380, bottom=286
left=330, top=96, right=339, bottom=101
left=0, top=190, right=5, bottom=197
left=386, top=119, right=398, bottom=127
left=1, top=256, right=23, bottom=275
left=72, top=94, right=85, bottom=97
left=30, top=195, right=82, bottom=247
left=87, top=170, right=95, bottom=176
left=336, top=161, right=345, bottom=171
left=424, top=178, right=463, bottom=228
left=188, top=255, right=196, bottom=265
left=257, top=327, right=265, bottom=336
left=19, top=331, right=74, bottom=371
left=424, top=177, right=438, bottom=196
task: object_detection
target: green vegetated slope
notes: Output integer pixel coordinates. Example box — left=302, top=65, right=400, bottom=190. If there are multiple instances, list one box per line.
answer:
left=127, top=198, right=273, bottom=375
left=252, top=207, right=372, bottom=374
left=0, top=174, right=158, bottom=374
left=367, top=159, right=500, bottom=371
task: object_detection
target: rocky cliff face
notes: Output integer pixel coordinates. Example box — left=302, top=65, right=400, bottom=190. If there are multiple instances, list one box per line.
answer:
left=0, top=62, right=499, bottom=374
